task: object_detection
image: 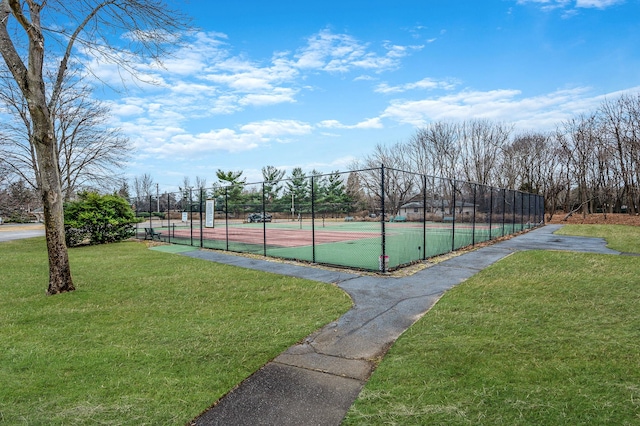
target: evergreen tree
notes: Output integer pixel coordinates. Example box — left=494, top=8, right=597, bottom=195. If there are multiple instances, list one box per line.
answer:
left=286, top=168, right=309, bottom=215
left=321, top=171, right=349, bottom=215
left=262, top=165, right=286, bottom=212
left=216, top=170, right=246, bottom=216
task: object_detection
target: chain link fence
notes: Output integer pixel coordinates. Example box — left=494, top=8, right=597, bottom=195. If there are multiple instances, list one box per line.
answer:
left=133, top=166, right=544, bottom=272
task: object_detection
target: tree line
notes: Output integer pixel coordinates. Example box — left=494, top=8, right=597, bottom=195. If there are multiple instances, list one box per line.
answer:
left=352, top=93, right=640, bottom=220
left=128, top=167, right=360, bottom=218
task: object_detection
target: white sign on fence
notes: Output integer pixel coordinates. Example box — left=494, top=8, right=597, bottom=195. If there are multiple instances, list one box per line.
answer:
left=181, top=212, right=188, bottom=222
left=205, top=199, right=215, bottom=228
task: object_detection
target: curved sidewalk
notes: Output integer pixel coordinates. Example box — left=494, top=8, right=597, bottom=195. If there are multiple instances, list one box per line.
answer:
left=186, top=224, right=619, bottom=426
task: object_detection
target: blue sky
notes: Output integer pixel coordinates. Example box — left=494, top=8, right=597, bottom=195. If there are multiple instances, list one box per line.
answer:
left=92, top=0, right=640, bottom=190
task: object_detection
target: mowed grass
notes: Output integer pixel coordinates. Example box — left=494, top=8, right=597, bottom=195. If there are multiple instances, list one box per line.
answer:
left=343, top=225, right=640, bottom=425
left=0, top=238, right=351, bottom=424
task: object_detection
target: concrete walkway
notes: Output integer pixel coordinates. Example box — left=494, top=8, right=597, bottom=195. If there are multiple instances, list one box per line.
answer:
left=186, top=224, right=619, bottom=426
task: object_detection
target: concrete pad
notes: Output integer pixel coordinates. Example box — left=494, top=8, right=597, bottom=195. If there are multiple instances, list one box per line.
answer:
left=192, top=363, right=364, bottom=426
left=275, top=349, right=374, bottom=381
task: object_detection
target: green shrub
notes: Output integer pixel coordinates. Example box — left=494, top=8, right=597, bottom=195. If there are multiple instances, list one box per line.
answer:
left=64, top=192, right=137, bottom=246
left=136, top=212, right=150, bottom=218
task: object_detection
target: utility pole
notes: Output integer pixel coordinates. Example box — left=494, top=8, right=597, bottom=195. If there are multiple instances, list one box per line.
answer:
left=156, top=183, right=160, bottom=213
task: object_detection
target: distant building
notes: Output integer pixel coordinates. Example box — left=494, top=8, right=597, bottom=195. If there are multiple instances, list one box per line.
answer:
left=398, top=200, right=476, bottom=221
left=32, top=207, right=45, bottom=223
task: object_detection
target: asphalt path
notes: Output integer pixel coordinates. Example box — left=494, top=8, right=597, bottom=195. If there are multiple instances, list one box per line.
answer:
left=0, top=223, right=45, bottom=242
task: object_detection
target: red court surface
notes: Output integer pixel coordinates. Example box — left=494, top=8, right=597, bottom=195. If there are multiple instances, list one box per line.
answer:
left=170, top=226, right=380, bottom=248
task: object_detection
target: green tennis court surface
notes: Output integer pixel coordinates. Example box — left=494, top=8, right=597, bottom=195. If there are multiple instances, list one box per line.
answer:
left=143, top=220, right=529, bottom=271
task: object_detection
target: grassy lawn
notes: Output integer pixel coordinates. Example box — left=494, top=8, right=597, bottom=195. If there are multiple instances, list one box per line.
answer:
left=0, top=238, right=351, bottom=424
left=343, top=225, right=640, bottom=425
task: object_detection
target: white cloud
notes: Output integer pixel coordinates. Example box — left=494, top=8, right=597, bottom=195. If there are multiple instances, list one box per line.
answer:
left=239, top=120, right=313, bottom=137
left=516, top=0, right=624, bottom=10
left=165, top=129, right=261, bottom=154
left=575, top=0, right=624, bottom=8
left=132, top=119, right=315, bottom=158
left=318, top=117, right=383, bottom=129
left=375, top=77, right=459, bottom=94
left=294, top=29, right=422, bottom=73
left=380, top=87, right=605, bottom=129
left=158, top=31, right=229, bottom=75
left=239, top=90, right=298, bottom=107
left=109, top=103, right=145, bottom=117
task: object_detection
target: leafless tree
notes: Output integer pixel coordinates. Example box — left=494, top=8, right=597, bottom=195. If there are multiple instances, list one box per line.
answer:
left=501, top=131, right=567, bottom=220
left=406, top=122, right=462, bottom=181
left=133, top=173, right=155, bottom=212
left=459, top=119, right=512, bottom=186
left=352, top=142, right=417, bottom=215
left=194, top=176, right=208, bottom=202
left=0, top=71, right=131, bottom=201
left=0, top=178, right=38, bottom=221
left=502, top=132, right=550, bottom=192
left=0, top=0, right=189, bottom=294
left=557, top=114, right=601, bottom=217
left=345, top=171, right=368, bottom=212
left=599, top=93, right=640, bottom=214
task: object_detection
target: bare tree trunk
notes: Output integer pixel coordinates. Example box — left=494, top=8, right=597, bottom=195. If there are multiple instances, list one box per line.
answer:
left=38, top=145, right=75, bottom=295
left=33, top=110, right=75, bottom=294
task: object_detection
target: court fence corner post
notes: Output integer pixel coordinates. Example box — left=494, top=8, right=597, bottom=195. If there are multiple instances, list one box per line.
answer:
left=311, top=175, right=316, bottom=264
left=262, top=182, right=267, bottom=257
left=199, top=188, right=204, bottom=248
left=380, top=164, right=387, bottom=273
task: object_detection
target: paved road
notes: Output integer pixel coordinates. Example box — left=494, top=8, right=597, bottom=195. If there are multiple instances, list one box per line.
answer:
left=0, top=224, right=45, bottom=242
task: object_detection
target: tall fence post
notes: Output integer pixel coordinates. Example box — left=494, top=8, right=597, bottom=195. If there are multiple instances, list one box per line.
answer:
left=189, top=188, right=193, bottom=247
left=512, top=190, right=517, bottom=234
left=225, top=187, right=229, bottom=251
left=472, top=184, right=477, bottom=246
left=262, top=182, right=267, bottom=257
left=311, top=175, right=316, bottom=264
left=167, top=192, right=171, bottom=244
left=199, top=188, right=204, bottom=248
left=521, top=192, right=525, bottom=231
left=489, top=186, right=493, bottom=241
left=381, top=165, right=386, bottom=272
left=451, top=180, right=457, bottom=252
left=422, top=174, right=427, bottom=260
left=502, top=189, right=506, bottom=237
